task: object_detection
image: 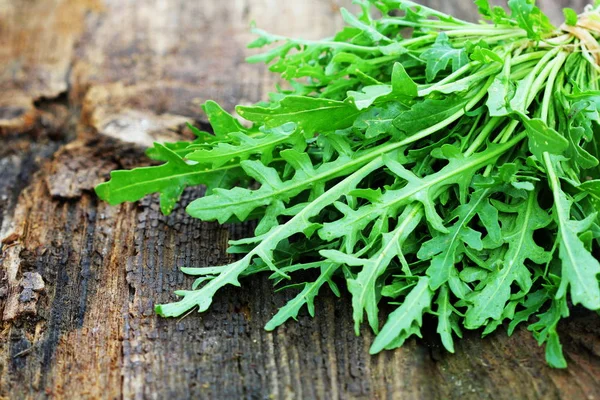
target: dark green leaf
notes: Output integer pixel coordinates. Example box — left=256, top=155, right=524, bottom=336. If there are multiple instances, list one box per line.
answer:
left=237, top=97, right=361, bottom=136
left=95, top=144, right=242, bottom=215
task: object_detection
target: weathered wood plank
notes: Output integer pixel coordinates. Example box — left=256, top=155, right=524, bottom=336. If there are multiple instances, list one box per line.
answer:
left=1, top=1, right=599, bottom=399
left=0, top=0, right=102, bottom=134
left=70, top=0, right=352, bottom=148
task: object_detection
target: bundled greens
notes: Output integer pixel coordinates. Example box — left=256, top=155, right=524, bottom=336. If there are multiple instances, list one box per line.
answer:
left=96, top=0, right=600, bottom=367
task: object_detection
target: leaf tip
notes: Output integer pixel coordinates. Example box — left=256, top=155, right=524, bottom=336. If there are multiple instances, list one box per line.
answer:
left=94, top=182, right=109, bottom=201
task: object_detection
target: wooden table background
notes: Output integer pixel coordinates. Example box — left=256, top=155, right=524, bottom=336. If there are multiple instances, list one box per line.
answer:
left=1, top=0, right=599, bottom=399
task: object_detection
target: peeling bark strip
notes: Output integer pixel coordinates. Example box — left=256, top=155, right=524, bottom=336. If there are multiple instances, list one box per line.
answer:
left=1, top=0, right=599, bottom=399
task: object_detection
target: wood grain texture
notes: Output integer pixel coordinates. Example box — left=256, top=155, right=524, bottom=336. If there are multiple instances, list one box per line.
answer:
left=0, top=1, right=599, bottom=399
left=0, top=0, right=102, bottom=134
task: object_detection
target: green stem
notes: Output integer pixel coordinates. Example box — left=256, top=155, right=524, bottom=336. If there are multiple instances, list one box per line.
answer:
left=528, top=52, right=567, bottom=108
left=543, top=153, right=564, bottom=218
left=420, top=50, right=545, bottom=97
left=494, top=49, right=563, bottom=146
left=465, top=118, right=503, bottom=157
left=378, top=19, right=469, bottom=30
left=419, top=62, right=474, bottom=91
left=420, top=64, right=500, bottom=96
left=380, top=132, right=527, bottom=214
left=392, top=0, right=470, bottom=24
left=510, top=63, right=536, bottom=80
left=445, top=29, right=523, bottom=38
left=279, top=34, right=438, bottom=54
left=481, top=50, right=568, bottom=177
left=380, top=19, right=515, bottom=36
left=461, top=113, right=485, bottom=153
left=540, top=52, right=568, bottom=122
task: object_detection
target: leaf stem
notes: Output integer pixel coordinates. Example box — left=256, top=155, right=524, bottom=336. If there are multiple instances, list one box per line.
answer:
left=393, top=0, right=471, bottom=24
left=540, top=51, right=569, bottom=122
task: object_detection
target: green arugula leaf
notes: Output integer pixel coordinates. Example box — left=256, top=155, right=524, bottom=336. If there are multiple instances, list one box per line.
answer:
left=353, top=102, right=407, bottom=139
left=470, top=46, right=504, bottom=64
left=508, top=0, right=554, bottom=40
left=528, top=295, right=569, bottom=368
left=516, top=112, right=569, bottom=160
left=393, top=94, right=470, bottom=134
left=421, top=33, right=469, bottom=81
left=341, top=7, right=389, bottom=43
left=465, top=190, right=551, bottom=328
left=321, top=137, right=524, bottom=245
left=349, top=85, right=396, bottom=110
left=563, top=8, right=578, bottom=26
left=370, top=276, right=433, bottom=354
left=566, top=126, right=599, bottom=169
left=237, top=97, right=361, bottom=136
left=546, top=158, right=600, bottom=310
left=203, top=100, right=248, bottom=137
left=265, top=262, right=341, bottom=330
left=507, top=289, right=549, bottom=335
left=95, top=144, right=243, bottom=215
left=322, top=204, right=422, bottom=334
left=418, top=188, right=497, bottom=291
left=348, top=63, right=417, bottom=109
left=475, top=0, right=512, bottom=25
left=186, top=124, right=303, bottom=167
left=436, top=284, right=463, bottom=353
left=187, top=149, right=359, bottom=223
left=156, top=158, right=384, bottom=317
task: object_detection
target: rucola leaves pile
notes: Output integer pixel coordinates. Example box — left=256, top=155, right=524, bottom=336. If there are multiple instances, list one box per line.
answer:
left=96, top=0, right=600, bottom=367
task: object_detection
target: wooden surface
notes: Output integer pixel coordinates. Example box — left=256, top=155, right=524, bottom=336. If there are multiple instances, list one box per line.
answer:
left=0, top=1, right=599, bottom=399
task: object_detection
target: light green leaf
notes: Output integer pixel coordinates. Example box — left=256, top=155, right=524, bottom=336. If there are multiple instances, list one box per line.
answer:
left=418, top=188, right=493, bottom=290
left=370, top=277, right=433, bottom=354
left=436, top=284, right=462, bottom=353
left=327, top=204, right=422, bottom=334
left=508, top=0, right=554, bottom=40
left=563, top=8, right=578, bottom=26
left=349, top=85, right=395, bottom=110
left=391, top=62, right=418, bottom=98
left=187, top=149, right=360, bottom=223
left=203, top=100, right=248, bottom=137
left=515, top=112, right=569, bottom=160
left=348, top=63, right=417, bottom=110
left=421, top=33, right=469, bottom=81
left=393, top=94, right=470, bottom=134
left=186, top=125, right=302, bottom=167
left=353, top=102, right=407, bottom=139
left=237, top=97, right=361, bottom=136
left=465, top=191, right=551, bottom=328
left=265, top=262, right=341, bottom=330
left=487, top=57, right=514, bottom=116
left=528, top=296, right=569, bottom=368
left=341, top=7, right=389, bottom=43
left=552, top=181, right=600, bottom=309
left=470, top=46, right=503, bottom=64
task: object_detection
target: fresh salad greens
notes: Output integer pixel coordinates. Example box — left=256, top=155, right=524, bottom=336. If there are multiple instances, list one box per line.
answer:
left=96, top=0, right=600, bottom=367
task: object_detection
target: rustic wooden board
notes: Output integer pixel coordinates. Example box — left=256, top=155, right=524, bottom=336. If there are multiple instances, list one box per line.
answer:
left=1, top=1, right=599, bottom=399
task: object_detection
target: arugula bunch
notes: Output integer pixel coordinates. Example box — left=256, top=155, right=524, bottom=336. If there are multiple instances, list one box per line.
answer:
left=96, top=0, right=600, bottom=367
